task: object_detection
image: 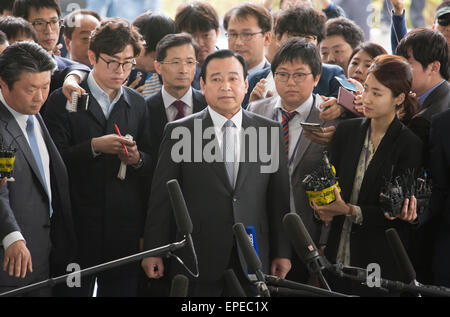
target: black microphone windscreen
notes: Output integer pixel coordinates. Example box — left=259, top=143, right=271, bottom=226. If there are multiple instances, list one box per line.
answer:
left=385, top=228, right=416, bottom=282
left=167, top=179, right=193, bottom=236
left=283, top=213, right=319, bottom=264
left=233, top=223, right=262, bottom=273
left=170, top=274, right=189, bottom=297
left=224, top=269, right=247, bottom=297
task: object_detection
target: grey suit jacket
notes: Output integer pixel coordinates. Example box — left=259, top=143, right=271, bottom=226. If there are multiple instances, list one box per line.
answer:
left=0, top=102, right=76, bottom=287
left=247, top=95, right=335, bottom=245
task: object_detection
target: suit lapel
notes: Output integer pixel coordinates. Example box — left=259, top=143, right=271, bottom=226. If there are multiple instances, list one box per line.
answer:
left=0, top=103, right=47, bottom=192
left=192, top=89, right=206, bottom=114
left=357, top=118, right=402, bottom=203
left=81, top=82, right=107, bottom=127
left=234, top=111, right=252, bottom=191
left=155, top=91, right=169, bottom=134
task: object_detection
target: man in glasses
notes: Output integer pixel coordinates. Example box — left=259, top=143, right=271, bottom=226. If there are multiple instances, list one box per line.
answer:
left=223, top=3, right=272, bottom=75
left=13, top=0, right=90, bottom=114
left=247, top=37, right=335, bottom=285
left=44, top=18, right=152, bottom=297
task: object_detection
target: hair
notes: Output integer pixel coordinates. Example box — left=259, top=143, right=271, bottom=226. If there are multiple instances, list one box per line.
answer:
left=0, top=0, right=15, bottom=15
left=175, top=1, right=219, bottom=33
left=13, top=0, right=62, bottom=20
left=63, top=9, right=102, bottom=40
left=223, top=2, right=272, bottom=34
left=89, top=18, right=143, bottom=61
left=274, top=6, right=326, bottom=43
left=0, top=16, right=38, bottom=42
left=368, top=55, right=419, bottom=124
left=348, top=42, right=387, bottom=64
left=325, top=17, right=364, bottom=49
left=271, top=37, right=322, bottom=78
left=0, top=41, right=56, bottom=90
left=155, top=32, right=199, bottom=62
left=396, top=28, right=449, bottom=80
left=133, top=11, right=178, bottom=54
left=0, top=31, right=7, bottom=45
left=200, top=49, right=248, bottom=80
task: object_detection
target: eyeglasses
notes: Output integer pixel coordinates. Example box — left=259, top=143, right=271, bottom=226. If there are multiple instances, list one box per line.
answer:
left=286, top=33, right=318, bottom=42
left=274, top=72, right=313, bottom=83
left=31, top=19, right=62, bottom=32
left=99, top=55, right=136, bottom=71
left=159, top=60, right=198, bottom=68
left=225, top=31, right=264, bottom=41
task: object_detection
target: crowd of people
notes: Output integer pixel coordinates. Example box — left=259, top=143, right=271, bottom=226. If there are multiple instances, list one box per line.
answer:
left=0, top=0, right=449, bottom=298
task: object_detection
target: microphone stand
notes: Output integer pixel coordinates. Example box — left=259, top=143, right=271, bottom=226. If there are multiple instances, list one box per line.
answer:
left=0, top=239, right=188, bottom=297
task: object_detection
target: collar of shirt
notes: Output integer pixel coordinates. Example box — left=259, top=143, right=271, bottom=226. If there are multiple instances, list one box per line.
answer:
left=162, top=86, right=194, bottom=110
left=275, top=94, right=314, bottom=122
left=248, top=58, right=269, bottom=76
left=0, top=89, right=29, bottom=134
left=207, top=106, right=243, bottom=131
left=418, top=80, right=446, bottom=105
left=87, top=71, right=123, bottom=119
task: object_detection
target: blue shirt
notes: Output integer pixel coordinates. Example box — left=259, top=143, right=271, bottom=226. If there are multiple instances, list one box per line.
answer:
left=418, top=80, right=446, bottom=105
left=87, top=72, right=123, bottom=119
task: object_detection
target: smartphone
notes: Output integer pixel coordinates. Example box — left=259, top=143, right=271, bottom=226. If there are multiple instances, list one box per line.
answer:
left=334, top=76, right=359, bottom=92
left=337, top=87, right=363, bottom=117
left=300, top=122, right=323, bottom=132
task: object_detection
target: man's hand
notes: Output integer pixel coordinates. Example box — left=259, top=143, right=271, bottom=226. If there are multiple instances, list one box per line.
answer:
left=270, top=258, right=291, bottom=279
left=92, top=134, right=135, bottom=155
left=117, top=141, right=141, bottom=166
left=0, top=177, right=7, bottom=186
left=124, top=75, right=145, bottom=95
left=249, top=79, right=273, bottom=103
left=3, top=240, right=32, bottom=278
left=63, top=74, right=86, bottom=103
left=53, top=43, right=63, bottom=56
left=311, top=187, right=351, bottom=222
left=142, top=257, right=164, bottom=279
left=390, top=0, right=405, bottom=16
left=319, top=96, right=345, bottom=122
left=303, top=125, right=336, bottom=145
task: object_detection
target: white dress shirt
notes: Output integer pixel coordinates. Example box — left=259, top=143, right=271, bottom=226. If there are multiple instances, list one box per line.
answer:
left=248, top=58, right=269, bottom=76
left=162, top=86, right=194, bottom=122
left=207, top=106, right=243, bottom=186
left=0, top=90, right=51, bottom=250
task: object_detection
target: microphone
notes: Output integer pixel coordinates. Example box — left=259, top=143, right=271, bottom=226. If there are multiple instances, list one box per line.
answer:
left=166, top=179, right=199, bottom=278
left=170, top=274, right=189, bottom=297
left=223, top=269, right=247, bottom=297
left=385, top=228, right=420, bottom=295
left=233, top=223, right=270, bottom=297
left=282, top=213, right=331, bottom=290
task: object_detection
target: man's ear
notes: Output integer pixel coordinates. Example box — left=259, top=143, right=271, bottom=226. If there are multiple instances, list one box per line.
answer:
left=87, top=50, right=96, bottom=67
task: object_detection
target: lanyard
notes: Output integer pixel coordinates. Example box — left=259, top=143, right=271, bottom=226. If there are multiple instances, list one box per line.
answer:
left=277, top=95, right=316, bottom=166
left=364, top=126, right=371, bottom=172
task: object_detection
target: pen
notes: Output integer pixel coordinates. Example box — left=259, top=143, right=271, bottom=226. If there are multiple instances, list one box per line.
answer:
left=114, top=123, right=129, bottom=157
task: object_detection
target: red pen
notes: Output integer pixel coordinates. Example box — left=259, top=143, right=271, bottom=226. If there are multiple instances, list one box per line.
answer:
left=114, top=123, right=129, bottom=157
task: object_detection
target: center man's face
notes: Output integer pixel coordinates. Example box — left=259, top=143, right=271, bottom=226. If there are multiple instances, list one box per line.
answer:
left=200, top=56, right=248, bottom=118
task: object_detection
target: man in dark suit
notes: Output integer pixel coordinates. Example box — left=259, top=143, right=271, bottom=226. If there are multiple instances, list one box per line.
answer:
left=0, top=41, right=76, bottom=297
left=397, top=28, right=450, bottom=284
left=146, top=33, right=207, bottom=180
left=223, top=3, right=272, bottom=76
left=13, top=0, right=90, bottom=113
left=242, top=6, right=347, bottom=108
left=141, top=50, right=291, bottom=297
left=45, top=19, right=152, bottom=297
left=247, top=38, right=337, bottom=284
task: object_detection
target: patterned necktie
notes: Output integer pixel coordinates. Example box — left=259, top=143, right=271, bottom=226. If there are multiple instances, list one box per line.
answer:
left=172, top=100, right=186, bottom=121
left=222, top=120, right=236, bottom=188
left=26, top=115, right=52, bottom=217
left=280, top=109, right=297, bottom=161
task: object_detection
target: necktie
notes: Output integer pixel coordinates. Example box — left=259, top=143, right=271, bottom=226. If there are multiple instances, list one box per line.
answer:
left=26, top=116, right=52, bottom=217
left=280, top=109, right=297, bottom=161
left=222, top=120, right=236, bottom=188
left=172, top=100, right=186, bottom=121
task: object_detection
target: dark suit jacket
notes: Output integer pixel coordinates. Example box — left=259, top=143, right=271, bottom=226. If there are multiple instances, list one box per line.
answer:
left=326, top=117, right=423, bottom=285
left=143, top=108, right=291, bottom=296
left=44, top=81, right=152, bottom=269
left=0, top=104, right=76, bottom=287
left=409, top=81, right=450, bottom=164
left=428, top=108, right=450, bottom=287
left=242, top=63, right=346, bottom=108
left=145, top=88, right=207, bottom=182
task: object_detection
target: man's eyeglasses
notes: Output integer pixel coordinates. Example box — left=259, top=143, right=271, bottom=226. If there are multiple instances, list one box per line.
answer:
left=274, top=72, right=313, bottom=83
left=287, top=33, right=318, bottom=42
left=225, top=31, right=264, bottom=41
left=31, top=19, right=62, bottom=32
left=99, top=55, right=136, bottom=72
left=159, top=60, right=198, bottom=68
